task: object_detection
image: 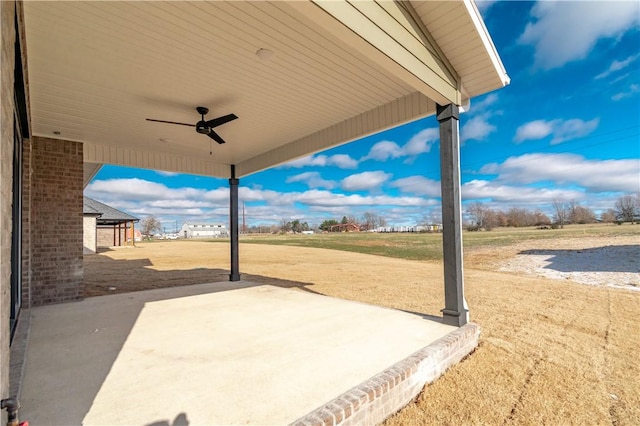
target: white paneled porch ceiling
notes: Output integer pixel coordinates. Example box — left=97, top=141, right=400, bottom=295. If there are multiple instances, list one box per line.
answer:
left=22, top=0, right=508, bottom=181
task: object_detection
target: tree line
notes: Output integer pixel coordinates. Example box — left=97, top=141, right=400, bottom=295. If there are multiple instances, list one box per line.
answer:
left=467, top=194, right=639, bottom=231
left=317, top=212, right=388, bottom=232
left=138, top=194, right=639, bottom=237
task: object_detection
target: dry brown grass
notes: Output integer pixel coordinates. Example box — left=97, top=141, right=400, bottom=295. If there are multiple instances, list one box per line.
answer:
left=84, top=236, right=640, bottom=425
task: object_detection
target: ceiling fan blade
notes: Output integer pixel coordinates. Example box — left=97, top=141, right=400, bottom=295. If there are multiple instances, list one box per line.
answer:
left=205, top=113, right=238, bottom=129
left=146, top=118, right=195, bottom=127
left=208, top=130, right=226, bottom=144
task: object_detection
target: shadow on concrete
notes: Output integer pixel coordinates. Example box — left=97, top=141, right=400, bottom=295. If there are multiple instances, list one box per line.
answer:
left=518, top=245, right=640, bottom=273
left=146, top=412, right=190, bottom=426
left=83, top=253, right=319, bottom=297
left=24, top=255, right=319, bottom=425
left=21, top=253, right=453, bottom=424
left=21, top=274, right=453, bottom=425
left=22, top=281, right=257, bottom=424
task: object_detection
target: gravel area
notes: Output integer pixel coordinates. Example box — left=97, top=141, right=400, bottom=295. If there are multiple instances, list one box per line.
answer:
left=498, top=235, right=640, bottom=291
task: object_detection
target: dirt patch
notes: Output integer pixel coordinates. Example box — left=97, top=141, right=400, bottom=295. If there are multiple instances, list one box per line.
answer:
left=499, top=243, right=639, bottom=290
left=466, top=235, right=640, bottom=290
left=83, top=237, right=640, bottom=425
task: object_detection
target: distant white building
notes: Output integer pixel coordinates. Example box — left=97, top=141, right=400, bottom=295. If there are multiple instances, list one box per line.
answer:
left=180, top=222, right=229, bottom=239
left=375, top=224, right=442, bottom=233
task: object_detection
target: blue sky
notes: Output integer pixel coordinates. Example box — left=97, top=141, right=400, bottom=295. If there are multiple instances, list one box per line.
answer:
left=86, top=1, right=640, bottom=231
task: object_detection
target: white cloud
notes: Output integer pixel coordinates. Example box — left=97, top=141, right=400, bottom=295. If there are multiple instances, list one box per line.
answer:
left=291, top=189, right=430, bottom=208
left=469, top=93, right=499, bottom=113
left=85, top=178, right=232, bottom=225
left=514, top=120, right=553, bottom=142
left=86, top=178, right=218, bottom=202
left=612, top=84, right=640, bottom=101
left=550, top=118, right=600, bottom=144
left=390, top=176, right=441, bottom=197
left=462, top=179, right=585, bottom=203
left=480, top=153, right=640, bottom=193
left=518, top=1, right=640, bottom=69
left=286, top=171, right=336, bottom=189
left=460, top=94, right=500, bottom=143
left=475, top=0, right=498, bottom=14
left=403, top=128, right=439, bottom=155
left=283, top=155, right=325, bottom=168
left=362, top=128, right=439, bottom=162
left=281, top=153, right=358, bottom=169
left=361, top=140, right=403, bottom=161
left=596, top=54, right=640, bottom=79
left=461, top=115, right=497, bottom=142
left=514, top=118, right=599, bottom=144
left=155, top=170, right=179, bottom=177
left=86, top=177, right=433, bottom=226
left=341, top=171, right=392, bottom=191
left=328, top=154, right=358, bottom=169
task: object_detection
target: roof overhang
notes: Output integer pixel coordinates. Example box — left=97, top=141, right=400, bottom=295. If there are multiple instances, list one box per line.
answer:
left=22, top=0, right=508, bottom=181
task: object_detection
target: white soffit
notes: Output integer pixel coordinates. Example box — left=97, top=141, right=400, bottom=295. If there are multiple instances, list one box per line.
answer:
left=23, top=1, right=508, bottom=179
left=411, top=0, right=510, bottom=97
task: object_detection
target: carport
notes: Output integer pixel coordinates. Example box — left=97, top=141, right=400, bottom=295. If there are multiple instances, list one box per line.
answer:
left=2, top=0, right=508, bottom=424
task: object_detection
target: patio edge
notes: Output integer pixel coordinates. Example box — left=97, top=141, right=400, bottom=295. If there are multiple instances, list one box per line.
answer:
left=291, top=322, right=480, bottom=426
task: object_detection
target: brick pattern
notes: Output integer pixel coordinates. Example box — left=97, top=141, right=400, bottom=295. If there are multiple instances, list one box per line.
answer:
left=29, top=136, right=84, bottom=305
left=97, top=225, right=128, bottom=247
left=291, top=323, right=480, bottom=426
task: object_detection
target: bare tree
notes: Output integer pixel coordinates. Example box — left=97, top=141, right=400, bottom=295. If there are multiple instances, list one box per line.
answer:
left=280, top=218, right=292, bottom=233
left=570, top=205, right=596, bottom=224
left=467, top=202, right=486, bottom=228
left=506, top=207, right=529, bottom=227
left=600, top=209, right=617, bottom=224
left=532, top=210, right=551, bottom=226
left=362, top=211, right=386, bottom=230
left=467, top=203, right=500, bottom=230
left=346, top=215, right=359, bottom=225
left=495, top=210, right=508, bottom=227
left=552, top=199, right=568, bottom=228
left=140, top=215, right=162, bottom=237
left=615, top=195, right=639, bottom=223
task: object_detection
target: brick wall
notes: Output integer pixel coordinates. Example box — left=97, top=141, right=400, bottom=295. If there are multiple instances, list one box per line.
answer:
left=97, top=225, right=128, bottom=247
left=29, top=136, right=84, bottom=306
left=1, top=0, right=16, bottom=417
left=83, top=216, right=97, bottom=254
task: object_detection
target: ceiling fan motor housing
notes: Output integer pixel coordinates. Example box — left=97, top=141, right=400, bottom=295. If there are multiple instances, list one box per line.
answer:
left=196, top=121, right=211, bottom=134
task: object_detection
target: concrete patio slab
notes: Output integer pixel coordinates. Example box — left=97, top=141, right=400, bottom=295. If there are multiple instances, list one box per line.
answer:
left=19, top=281, right=475, bottom=425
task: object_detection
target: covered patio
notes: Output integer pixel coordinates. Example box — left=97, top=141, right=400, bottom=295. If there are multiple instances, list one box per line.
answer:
left=1, top=0, right=508, bottom=424
left=20, top=280, right=476, bottom=425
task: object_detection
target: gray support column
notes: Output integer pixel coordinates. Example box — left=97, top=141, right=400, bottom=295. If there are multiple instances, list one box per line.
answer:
left=229, top=165, right=241, bottom=281
left=437, top=103, right=468, bottom=326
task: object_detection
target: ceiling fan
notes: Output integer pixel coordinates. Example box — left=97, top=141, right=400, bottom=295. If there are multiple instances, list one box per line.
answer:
left=146, top=106, right=238, bottom=144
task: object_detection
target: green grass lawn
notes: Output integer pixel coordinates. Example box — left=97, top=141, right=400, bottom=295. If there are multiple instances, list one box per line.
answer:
left=217, top=223, right=640, bottom=262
